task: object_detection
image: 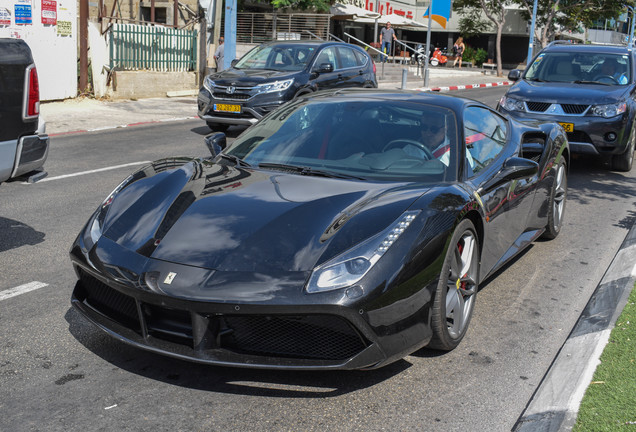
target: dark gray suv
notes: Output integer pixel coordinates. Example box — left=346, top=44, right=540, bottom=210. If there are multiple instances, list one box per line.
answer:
left=198, top=40, right=377, bottom=131
left=498, top=42, right=635, bottom=171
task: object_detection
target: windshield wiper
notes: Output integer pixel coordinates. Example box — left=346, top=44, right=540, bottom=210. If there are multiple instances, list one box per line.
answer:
left=574, top=80, right=611, bottom=86
left=219, top=153, right=252, bottom=167
left=258, top=163, right=366, bottom=180
left=526, top=77, right=545, bottom=82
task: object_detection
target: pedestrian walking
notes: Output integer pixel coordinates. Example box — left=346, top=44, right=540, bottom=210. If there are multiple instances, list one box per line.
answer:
left=453, top=37, right=465, bottom=68
left=214, top=37, right=225, bottom=71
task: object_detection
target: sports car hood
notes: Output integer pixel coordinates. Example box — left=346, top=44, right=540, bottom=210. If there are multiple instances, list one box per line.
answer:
left=210, top=68, right=300, bottom=87
left=508, top=80, right=629, bottom=104
left=98, top=158, right=427, bottom=273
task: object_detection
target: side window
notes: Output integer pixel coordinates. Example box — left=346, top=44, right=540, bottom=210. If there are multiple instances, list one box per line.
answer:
left=314, top=47, right=338, bottom=70
left=464, top=106, right=507, bottom=175
left=336, top=47, right=358, bottom=69
left=353, top=49, right=369, bottom=67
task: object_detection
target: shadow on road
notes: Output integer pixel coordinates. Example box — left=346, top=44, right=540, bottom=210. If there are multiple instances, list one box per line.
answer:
left=64, top=307, right=410, bottom=397
left=567, top=155, right=636, bottom=230
left=0, top=216, right=45, bottom=253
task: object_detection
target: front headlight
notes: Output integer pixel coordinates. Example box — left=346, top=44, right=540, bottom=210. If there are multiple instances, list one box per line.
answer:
left=590, top=102, right=627, bottom=118
left=203, top=77, right=215, bottom=93
left=499, top=96, right=526, bottom=112
left=256, top=79, right=294, bottom=95
left=306, top=211, right=420, bottom=293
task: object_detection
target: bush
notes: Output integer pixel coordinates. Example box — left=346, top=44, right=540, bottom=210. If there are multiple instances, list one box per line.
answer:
left=474, top=48, right=488, bottom=67
left=463, top=45, right=475, bottom=65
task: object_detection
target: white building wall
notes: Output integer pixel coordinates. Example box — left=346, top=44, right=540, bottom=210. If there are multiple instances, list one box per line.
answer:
left=0, top=0, right=78, bottom=100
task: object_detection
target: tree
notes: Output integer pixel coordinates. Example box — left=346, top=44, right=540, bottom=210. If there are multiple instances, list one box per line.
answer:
left=515, top=0, right=634, bottom=49
left=270, top=0, right=331, bottom=12
left=453, top=0, right=508, bottom=76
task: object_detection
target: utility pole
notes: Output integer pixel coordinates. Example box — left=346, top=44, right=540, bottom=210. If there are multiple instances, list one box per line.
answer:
left=224, top=0, right=236, bottom=70
left=79, top=0, right=88, bottom=93
left=526, top=0, right=538, bottom=67
left=423, top=0, right=433, bottom=88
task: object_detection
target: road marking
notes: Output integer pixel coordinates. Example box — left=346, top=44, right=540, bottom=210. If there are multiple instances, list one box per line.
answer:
left=0, top=281, right=49, bottom=301
left=39, top=161, right=151, bottom=183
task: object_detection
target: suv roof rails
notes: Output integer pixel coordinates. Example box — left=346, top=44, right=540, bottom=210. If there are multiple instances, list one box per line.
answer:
left=546, top=40, right=575, bottom=47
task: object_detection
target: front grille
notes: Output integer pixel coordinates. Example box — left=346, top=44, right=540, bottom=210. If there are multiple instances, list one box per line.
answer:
left=222, top=315, right=367, bottom=360
left=77, top=270, right=140, bottom=332
left=212, top=93, right=250, bottom=101
left=562, top=104, right=589, bottom=114
left=526, top=102, right=551, bottom=112
left=74, top=271, right=368, bottom=361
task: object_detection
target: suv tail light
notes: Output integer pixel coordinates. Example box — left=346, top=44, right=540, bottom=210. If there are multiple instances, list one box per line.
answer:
left=373, top=62, right=377, bottom=74
left=23, top=64, right=40, bottom=120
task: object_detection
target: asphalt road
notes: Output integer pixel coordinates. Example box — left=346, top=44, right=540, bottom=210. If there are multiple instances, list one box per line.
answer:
left=1, top=87, right=635, bottom=432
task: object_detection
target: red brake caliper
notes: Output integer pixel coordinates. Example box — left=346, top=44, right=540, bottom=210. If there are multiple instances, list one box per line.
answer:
left=457, top=240, right=467, bottom=293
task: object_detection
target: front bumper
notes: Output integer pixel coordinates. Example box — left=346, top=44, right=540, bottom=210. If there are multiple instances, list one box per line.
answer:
left=69, top=235, right=435, bottom=370
left=197, top=87, right=289, bottom=127
left=500, top=108, right=630, bottom=156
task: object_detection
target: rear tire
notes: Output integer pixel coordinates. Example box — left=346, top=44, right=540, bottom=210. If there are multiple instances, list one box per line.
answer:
left=206, top=122, right=229, bottom=132
left=428, top=219, right=479, bottom=351
left=541, top=159, right=567, bottom=240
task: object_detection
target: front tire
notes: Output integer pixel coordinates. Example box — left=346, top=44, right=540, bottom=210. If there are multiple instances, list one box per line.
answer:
left=541, top=159, right=567, bottom=239
left=428, top=219, right=479, bottom=351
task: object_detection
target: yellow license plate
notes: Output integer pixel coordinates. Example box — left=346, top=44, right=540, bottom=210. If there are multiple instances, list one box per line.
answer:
left=558, top=122, right=574, bottom=132
left=213, top=103, right=241, bottom=113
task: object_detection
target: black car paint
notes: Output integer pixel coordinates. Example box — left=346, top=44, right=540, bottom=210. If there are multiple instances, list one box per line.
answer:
left=197, top=41, right=377, bottom=128
left=70, top=91, right=568, bottom=370
left=499, top=44, right=636, bottom=162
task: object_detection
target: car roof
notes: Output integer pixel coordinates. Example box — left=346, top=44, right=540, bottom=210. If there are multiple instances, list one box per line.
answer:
left=260, top=40, right=365, bottom=50
left=541, top=42, right=631, bottom=55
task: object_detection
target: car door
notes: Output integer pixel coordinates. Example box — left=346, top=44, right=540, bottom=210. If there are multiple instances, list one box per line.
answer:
left=463, top=106, right=539, bottom=279
left=311, top=46, right=342, bottom=90
left=335, top=46, right=364, bottom=88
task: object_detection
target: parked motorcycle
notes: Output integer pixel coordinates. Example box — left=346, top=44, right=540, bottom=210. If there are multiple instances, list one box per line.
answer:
left=412, top=44, right=426, bottom=67
left=430, top=47, right=448, bottom=66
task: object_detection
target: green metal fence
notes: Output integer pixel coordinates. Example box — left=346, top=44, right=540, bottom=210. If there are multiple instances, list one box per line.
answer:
left=109, top=24, right=198, bottom=71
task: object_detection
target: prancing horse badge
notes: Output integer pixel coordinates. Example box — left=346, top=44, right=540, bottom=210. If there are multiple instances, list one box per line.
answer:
left=164, top=272, right=177, bottom=284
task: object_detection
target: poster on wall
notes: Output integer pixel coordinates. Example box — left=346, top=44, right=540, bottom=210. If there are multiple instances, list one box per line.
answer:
left=15, top=0, right=32, bottom=25
left=41, top=0, right=56, bottom=25
left=56, top=19, right=70, bottom=35
left=0, top=6, right=11, bottom=26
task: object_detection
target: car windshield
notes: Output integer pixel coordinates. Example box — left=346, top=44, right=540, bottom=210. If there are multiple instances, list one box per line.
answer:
left=224, top=98, right=459, bottom=182
left=525, top=51, right=631, bottom=85
left=234, top=44, right=316, bottom=72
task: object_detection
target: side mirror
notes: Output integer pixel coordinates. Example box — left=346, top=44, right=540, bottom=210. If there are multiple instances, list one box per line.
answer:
left=507, top=69, right=522, bottom=81
left=205, top=132, right=227, bottom=157
left=314, top=62, right=334, bottom=74
left=478, top=157, right=538, bottom=193
left=230, top=59, right=239, bottom=67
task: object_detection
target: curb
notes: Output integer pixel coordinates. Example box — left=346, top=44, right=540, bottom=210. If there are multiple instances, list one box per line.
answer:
left=48, top=116, right=198, bottom=138
left=414, top=81, right=513, bottom=92
left=513, top=221, right=636, bottom=432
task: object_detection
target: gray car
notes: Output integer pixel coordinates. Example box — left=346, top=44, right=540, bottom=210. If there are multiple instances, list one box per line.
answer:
left=498, top=42, right=635, bottom=171
left=198, top=40, right=378, bottom=131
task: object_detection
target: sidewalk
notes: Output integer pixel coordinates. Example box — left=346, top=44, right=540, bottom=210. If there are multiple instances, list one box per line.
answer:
left=40, top=66, right=512, bottom=135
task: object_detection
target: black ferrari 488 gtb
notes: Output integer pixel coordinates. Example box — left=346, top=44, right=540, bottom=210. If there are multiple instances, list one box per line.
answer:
left=70, top=89, right=569, bottom=370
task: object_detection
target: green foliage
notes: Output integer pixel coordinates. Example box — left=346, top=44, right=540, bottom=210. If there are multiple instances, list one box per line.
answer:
left=458, top=9, right=491, bottom=38
left=573, top=286, right=636, bottom=431
left=463, top=45, right=475, bottom=63
left=270, top=0, right=330, bottom=12
left=474, top=48, right=488, bottom=67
